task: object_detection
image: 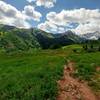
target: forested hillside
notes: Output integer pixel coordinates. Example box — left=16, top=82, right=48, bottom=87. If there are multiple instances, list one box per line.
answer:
left=0, top=24, right=82, bottom=52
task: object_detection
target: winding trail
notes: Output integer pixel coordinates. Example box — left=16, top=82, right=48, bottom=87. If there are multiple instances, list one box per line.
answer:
left=57, top=61, right=97, bottom=100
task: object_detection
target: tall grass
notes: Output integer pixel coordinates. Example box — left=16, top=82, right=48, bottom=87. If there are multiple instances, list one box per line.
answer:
left=0, top=49, right=70, bottom=100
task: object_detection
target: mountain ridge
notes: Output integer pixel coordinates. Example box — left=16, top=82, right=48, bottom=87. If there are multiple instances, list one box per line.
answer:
left=81, top=31, right=100, bottom=40
left=1, top=24, right=99, bottom=52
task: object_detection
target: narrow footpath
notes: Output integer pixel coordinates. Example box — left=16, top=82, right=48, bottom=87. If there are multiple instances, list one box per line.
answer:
left=57, top=61, right=97, bottom=100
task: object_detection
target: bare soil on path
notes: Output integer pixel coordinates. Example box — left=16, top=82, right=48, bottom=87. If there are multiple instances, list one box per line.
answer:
left=57, top=61, right=98, bottom=100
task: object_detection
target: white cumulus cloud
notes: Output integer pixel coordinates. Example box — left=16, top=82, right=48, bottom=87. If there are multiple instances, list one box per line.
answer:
left=26, top=0, right=35, bottom=3
left=73, top=21, right=100, bottom=34
left=38, top=8, right=100, bottom=34
left=22, top=5, right=42, bottom=21
left=27, top=0, right=56, bottom=8
left=38, top=21, right=58, bottom=32
left=0, top=1, right=42, bottom=28
left=0, top=1, right=31, bottom=28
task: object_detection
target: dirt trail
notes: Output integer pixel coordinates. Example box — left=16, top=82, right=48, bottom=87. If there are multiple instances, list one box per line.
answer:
left=57, top=61, right=98, bottom=100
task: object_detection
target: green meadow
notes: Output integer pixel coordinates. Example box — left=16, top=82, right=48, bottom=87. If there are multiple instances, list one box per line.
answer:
left=0, top=45, right=100, bottom=100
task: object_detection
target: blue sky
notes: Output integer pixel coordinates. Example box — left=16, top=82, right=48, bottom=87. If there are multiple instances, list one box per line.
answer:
left=0, top=0, right=100, bottom=34
left=5, top=0, right=100, bottom=10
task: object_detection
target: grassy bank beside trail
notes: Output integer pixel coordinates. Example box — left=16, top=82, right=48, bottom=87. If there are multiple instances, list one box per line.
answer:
left=68, top=51, right=100, bottom=95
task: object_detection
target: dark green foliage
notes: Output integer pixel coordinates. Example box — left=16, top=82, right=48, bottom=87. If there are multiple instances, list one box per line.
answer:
left=83, top=44, right=88, bottom=51
left=82, top=39, right=100, bottom=52
left=90, top=44, right=93, bottom=49
left=50, top=44, right=62, bottom=49
left=98, top=46, right=100, bottom=51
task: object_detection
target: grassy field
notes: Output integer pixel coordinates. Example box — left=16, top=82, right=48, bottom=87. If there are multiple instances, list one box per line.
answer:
left=0, top=48, right=71, bottom=100
left=0, top=45, right=100, bottom=100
